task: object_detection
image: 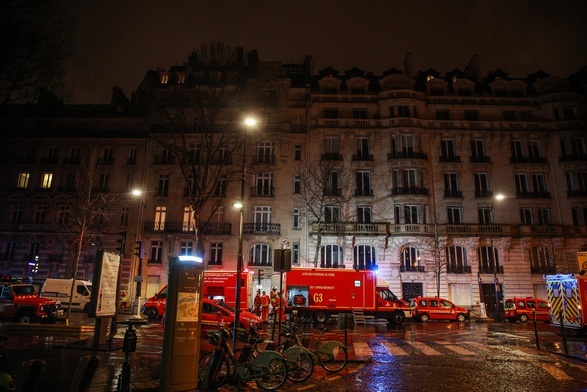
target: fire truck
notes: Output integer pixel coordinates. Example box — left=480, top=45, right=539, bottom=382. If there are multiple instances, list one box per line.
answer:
left=142, top=270, right=252, bottom=319
left=283, top=268, right=410, bottom=324
left=544, top=252, right=587, bottom=333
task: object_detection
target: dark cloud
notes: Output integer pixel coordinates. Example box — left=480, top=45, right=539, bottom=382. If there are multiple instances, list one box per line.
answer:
left=65, top=0, right=587, bottom=103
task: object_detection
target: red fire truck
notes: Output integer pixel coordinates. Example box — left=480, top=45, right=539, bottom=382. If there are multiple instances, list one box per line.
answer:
left=142, top=270, right=252, bottom=319
left=284, top=268, right=410, bottom=324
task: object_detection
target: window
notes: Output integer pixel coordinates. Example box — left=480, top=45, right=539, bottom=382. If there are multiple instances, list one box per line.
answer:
left=440, top=139, right=457, bottom=161
left=149, top=241, right=163, bottom=263
left=447, top=207, right=463, bottom=224
left=325, top=170, right=339, bottom=195
left=218, top=143, right=229, bottom=162
left=520, top=208, right=534, bottom=225
left=213, top=206, right=225, bottom=224
left=293, top=208, right=301, bottom=229
left=102, top=148, right=114, bottom=164
left=474, top=173, right=490, bottom=197
left=154, top=206, right=166, bottom=231
left=357, top=206, right=372, bottom=223
left=402, top=134, right=415, bottom=154
left=2, top=242, right=15, bottom=261
left=214, top=177, right=227, bottom=197
left=41, top=172, right=53, bottom=189
left=324, top=108, right=338, bottom=119
left=355, top=171, right=372, bottom=196
left=125, top=174, right=134, bottom=191
left=321, top=244, right=343, bottom=268
left=470, top=140, right=486, bottom=160
left=180, top=242, right=193, bottom=256
left=397, top=106, right=410, bottom=117
left=254, top=173, right=274, bottom=196
left=160, top=74, right=168, bottom=84
left=209, top=243, right=223, bottom=265
left=99, top=173, right=109, bottom=190
left=189, top=144, right=201, bottom=164
left=503, top=111, right=516, bottom=121
left=11, top=205, right=23, bottom=223
left=354, top=245, right=376, bottom=270
left=464, top=111, right=479, bottom=121
left=66, top=148, right=80, bottom=164
left=324, top=136, right=340, bottom=155
left=17, top=172, right=30, bottom=189
left=65, top=173, right=76, bottom=192
left=255, top=141, right=273, bottom=164
left=292, top=243, right=300, bottom=264
left=120, top=206, right=129, bottom=226
left=515, top=174, right=530, bottom=195
left=404, top=205, right=420, bottom=224
left=477, top=207, right=493, bottom=225
left=183, top=206, right=194, bottom=231
left=128, top=148, right=137, bottom=165
left=324, top=205, right=340, bottom=222
left=35, top=205, right=47, bottom=224
left=571, top=206, right=587, bottom=226
left=530, top=246, right=555, bottom=274
left=293, top=176, right=301, bottom=194
left=356, top=137, right=370, bottom=159
left=353, top=109, right=367, bottom=119
left=401, top=246, right=421, bottom=271
left=403, top=169, right=418, bottom=189
left=571, top=137, right=586, bottom=156
left=294, top=145, right=301, bottom=161
left=435, top=110, right=450, bottom=120
left=58, top=205, right=70, bottom=224
left=157, top=175, right=169, bottom=196
left=444, top=173, right=460, bottom=196
left=532, top=174, right=548, bottom=194
left=478, top=246, right=500, bottom=274
left=446, top=246, right=468, bottom=273
left=253, top=206, right=272, bottom=231
left=250, top=243, right=272, bottom=266
left=511, top=140, right=524, bottom=159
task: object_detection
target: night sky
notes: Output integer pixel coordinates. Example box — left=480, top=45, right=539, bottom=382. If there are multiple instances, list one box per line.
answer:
left=65, top=0, right=587, bottom=104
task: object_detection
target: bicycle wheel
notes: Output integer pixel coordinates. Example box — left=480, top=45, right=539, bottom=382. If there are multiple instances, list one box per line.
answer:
left=198, top=351, right=230, bottom=388
left=317, top=342, right=347, bottom=373
left=253, top=355, right=287, bottom=391
left=285, top=350, right=314, bottom=383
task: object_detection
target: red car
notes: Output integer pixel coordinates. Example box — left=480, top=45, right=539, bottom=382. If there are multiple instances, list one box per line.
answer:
left=200, top=299, right=262, bottom=334
left=504, top=297, right=550, bottom=323
left=410, top=297, right=469, bottom=322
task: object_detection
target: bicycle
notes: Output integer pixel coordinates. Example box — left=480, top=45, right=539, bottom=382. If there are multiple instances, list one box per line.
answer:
left=284, top=322, right=348, bottom=372
left=198, top=327, right=287, bottom=391
left=234, top=324, right=315, bottom=383
left=114, top=319, right=147, bottom=392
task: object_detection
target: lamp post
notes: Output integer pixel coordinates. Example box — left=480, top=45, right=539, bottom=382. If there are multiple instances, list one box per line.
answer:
left=132, top=189, right=146, bottom=317
left=491, top=193, right=504, bottom=321
left=233, top=116, right=257, bottom=345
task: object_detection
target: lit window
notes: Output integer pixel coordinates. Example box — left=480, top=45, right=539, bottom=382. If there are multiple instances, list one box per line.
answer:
left=161, top=74, right=168, bottom=84
left=183, top=206, right=194, bottom=231
left=178, top=74, right=186, bottom=84
left=17, top=172, right=30, bottom=188
left=41, top=172, right=53, bottom=189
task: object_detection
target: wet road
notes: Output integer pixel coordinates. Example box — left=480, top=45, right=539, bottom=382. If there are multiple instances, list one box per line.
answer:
left=0, top=314, right=586, bottom=391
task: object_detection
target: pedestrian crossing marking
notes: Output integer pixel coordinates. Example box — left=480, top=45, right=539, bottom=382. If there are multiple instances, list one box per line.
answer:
left=381, top=341, right=408, bottom=356
left=407, top=341, right=442, bottom=355
left=443, top=344, right=476, bottom=356
left=539, top=363, right=573, bottom=381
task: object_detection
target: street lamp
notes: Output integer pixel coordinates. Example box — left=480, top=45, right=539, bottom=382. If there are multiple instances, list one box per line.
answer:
left=132, top=188, right=146, bottom=317
left=233, top=116, right=257, bottom=345
left=491, top=193, right=504, bottom=321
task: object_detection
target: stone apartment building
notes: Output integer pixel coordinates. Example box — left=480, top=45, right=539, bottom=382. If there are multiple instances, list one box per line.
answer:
left=0, top=51, right=585, bottom=319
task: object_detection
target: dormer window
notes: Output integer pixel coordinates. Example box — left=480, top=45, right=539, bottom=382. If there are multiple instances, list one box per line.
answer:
left=178, top=74, right=186, bottom=84
left=323, top=86, right=337, bottom=94
left=351, top=86, right=365, bottom=95
left=426, top=75, right=435, bottom=81
left=161, top=74, right=169, bottom=84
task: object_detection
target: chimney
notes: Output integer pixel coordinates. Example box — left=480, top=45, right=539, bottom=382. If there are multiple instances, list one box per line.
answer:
left=404, top=53, right=414, bottom=78
left=465, top=54, right=481, bottom=82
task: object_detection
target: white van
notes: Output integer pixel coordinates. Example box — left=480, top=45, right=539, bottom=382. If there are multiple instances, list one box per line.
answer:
left=41, top=279, right=92, bottom=312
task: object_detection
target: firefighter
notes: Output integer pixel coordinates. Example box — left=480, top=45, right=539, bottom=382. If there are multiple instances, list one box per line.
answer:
left=254, top=290, right=262, bottom=316
left=276, top=291, right=287, bottom=322
left=269, top=286, right=278, bottom=322
left=261, top=290, right=270, bottom=321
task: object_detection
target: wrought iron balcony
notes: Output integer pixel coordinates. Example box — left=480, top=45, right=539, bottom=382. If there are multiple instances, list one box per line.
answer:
left=469, top=156, right=491, bottom=163
left=515, top=191, right=551, bottom=199
left=354, top=189, right=373, bottom=196
left=243, top=223, right=281, bottom=235
left=400, top=265, right=425, bottom=272
left=387, top=151, right=428, bottom=160
left=509, top=156, right=547, bottom=164
left=352, top=153, right=374, bottom=161
left=439, top=155, right=461, bottom=163
left=530, top=265, right=557, bottom=274
left=143, top=221, right=231, bottom=235
left=447, top=265, right=472, bottom=274
left=444, top=190, right=463, bottom=198
left=479, top=266, right=504, bottom=274
left=391, top=187, right=429, bottom=196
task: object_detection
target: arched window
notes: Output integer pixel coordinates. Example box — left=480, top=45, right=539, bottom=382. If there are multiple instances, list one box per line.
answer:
left=530, top=246, right=555, bottom=274
left=401, top=246, right=422, bottom=272
left=446, top=246, right=469, bottom=274
left=354, top=245, right=376, bottom=270
left=320, top=244, right=343, bottom=268
left=249, top=243, right=272, bottom=266
left=478, top=246, right=500, bottom=274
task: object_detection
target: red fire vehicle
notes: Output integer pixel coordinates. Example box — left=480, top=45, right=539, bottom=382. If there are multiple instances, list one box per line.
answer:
left=284, top=268, right=410, bottom=324
left=142, top=270, right=252, bottom=319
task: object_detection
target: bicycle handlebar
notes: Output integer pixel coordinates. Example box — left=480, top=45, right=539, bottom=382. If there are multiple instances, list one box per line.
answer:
left=115, top=319, right=148, bottom=327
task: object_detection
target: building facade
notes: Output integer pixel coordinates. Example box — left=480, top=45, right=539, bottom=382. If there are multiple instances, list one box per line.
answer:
left=0, top=52, right=586, bottom=319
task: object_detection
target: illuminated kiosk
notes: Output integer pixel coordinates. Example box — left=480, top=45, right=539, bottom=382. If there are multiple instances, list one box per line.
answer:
left=160, top=255, right=204, bottom=392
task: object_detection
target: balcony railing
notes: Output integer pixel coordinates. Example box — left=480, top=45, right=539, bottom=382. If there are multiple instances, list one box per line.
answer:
left=515, top=191, right=551, bottom=199
left=567, top=189, right=587, bottom=197
left=444, top=190, right=463, bottom=198
left=311, top=222, right=389, bottom=235
left=143, top=221, right=231, bottom=235
left=354, top=189, right=373, bottom=197
left=323, top=188, right=341, bottom=196
left=559, top=154, right=587, bottom=163
left=509, top=156, right=547, bottom=164
left=469, top=156, right=491, bottom=163
left=243, top=223, right=281, bottom=235
left=447, top=265, right=472, bottom=274
left=391, top=187, right=429, bottom=196
left=479, top=266, right=504, bottom=274
left=519, top=225, right=564, bottom=236
left=439, top=155, right=461, bottom=163
left=439, top=224, right=511, bottom=236
left=352, top=153, right=374, bottom=161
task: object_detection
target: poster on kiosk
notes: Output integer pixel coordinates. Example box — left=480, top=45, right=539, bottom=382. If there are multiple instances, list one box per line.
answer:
left=160, top=255, right=204, bottom=392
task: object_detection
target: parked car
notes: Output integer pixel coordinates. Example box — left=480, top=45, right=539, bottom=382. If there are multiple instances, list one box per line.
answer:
left=201, top=298, right=262, bottom=334
left=0, top=279, right=63, bottom=323
left=504, top=297, right=550, bottom=323
left=410, top=297, right=469, bottom=322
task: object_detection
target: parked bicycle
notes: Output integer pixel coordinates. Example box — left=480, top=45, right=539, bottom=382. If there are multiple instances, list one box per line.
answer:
left=198, top=327, right=287, bottom=391
left=283, top=322, right=348, bottom=372
left=234, top=324, right=315, bottom=383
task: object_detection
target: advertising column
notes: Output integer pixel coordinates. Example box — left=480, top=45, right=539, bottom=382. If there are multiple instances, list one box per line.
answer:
left=160, top=255, right=204, bottom=392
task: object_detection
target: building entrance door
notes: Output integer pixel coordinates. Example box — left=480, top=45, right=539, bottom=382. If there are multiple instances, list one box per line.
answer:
left=481, top=283, right=503, bottom=320
left=401, top=282, right=423, bottom=302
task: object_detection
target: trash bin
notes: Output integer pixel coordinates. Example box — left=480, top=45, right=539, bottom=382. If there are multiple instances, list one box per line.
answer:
left=337, top=313, right=355, bottom=330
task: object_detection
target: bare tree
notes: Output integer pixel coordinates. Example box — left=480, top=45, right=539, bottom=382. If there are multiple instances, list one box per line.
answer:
left=0, top=0, right=74, bottom=105
left=144, top=42, right=253, bottom=257
left=293, top=152, right=353, bottom=267
left=52, top=149, right=115, bottom=323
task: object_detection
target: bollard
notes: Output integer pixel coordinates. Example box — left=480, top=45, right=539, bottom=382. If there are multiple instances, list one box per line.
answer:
left=559, top=310, right=568, bottom=354
left=532, top=309, right=540, bottom=349
left=69, top=356, right=100, bottom=392
left=16, top=359, right=45, bottom=392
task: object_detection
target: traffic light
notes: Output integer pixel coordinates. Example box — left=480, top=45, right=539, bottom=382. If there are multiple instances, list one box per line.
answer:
left=134, top=241, right=145, bottom=258
left=116, top=231, right=127, bottom=254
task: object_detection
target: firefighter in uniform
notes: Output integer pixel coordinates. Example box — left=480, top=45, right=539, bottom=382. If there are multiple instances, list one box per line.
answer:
left=269, top=286, right=278, bottom=322
left=261, top=290, right=270, bottom=321
left=254, top=290, right=262, bottom=316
